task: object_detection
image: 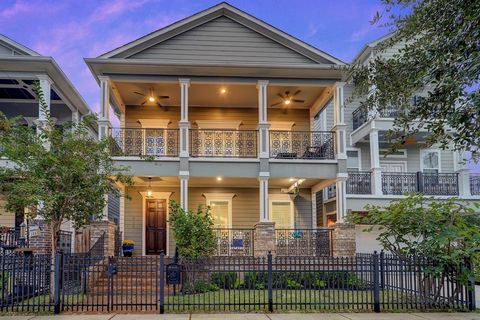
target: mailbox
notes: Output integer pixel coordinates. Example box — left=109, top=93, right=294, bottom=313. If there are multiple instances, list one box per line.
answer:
left=166, top=263, right=181, bottom=285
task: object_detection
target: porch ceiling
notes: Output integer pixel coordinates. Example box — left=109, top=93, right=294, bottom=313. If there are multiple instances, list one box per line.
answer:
left=113, top=81, right=325, bottom=110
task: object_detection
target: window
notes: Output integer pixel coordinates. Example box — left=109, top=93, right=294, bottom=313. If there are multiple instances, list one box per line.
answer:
left=421, top=150, right=440, bottom=173
left=380, top=149, right=407, bottom=158
left=346, top=150, right=360, bottom=171
left=204, top=193, right=235, bottom=228
left=269, top=195, right=294, bottom=229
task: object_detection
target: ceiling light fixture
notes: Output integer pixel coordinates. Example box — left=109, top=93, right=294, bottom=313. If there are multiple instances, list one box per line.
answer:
left=284, top=99, right=291, bottom=105
left=148, top=96, right=155, bottom=102
left=146, top=177, right=153, bottom=198
left=220, top=88, right=226, bottom=94
left=217, top=177, right=222, bottom=181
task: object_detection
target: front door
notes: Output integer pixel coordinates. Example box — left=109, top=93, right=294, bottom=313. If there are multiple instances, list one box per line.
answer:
left=145, top=199, right=167, bottom=255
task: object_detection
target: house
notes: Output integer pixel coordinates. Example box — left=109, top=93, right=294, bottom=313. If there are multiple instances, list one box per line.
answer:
left=84, top=2, right=478, bottom=257
left=0, top=34, right=96, bottom=253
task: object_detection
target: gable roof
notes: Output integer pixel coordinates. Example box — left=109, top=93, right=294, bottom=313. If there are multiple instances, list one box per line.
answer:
left=99, top=2, right=345, bottom=65
left=0, top=34, right=40, bottom=56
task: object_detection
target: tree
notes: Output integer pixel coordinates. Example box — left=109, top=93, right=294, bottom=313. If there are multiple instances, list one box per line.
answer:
left=168, top=201, right=216, bottom=258
left=349, top=194, right=480, bottom=301
left=350, top=0, right=480, bottom=161
left=0, top=81, right=132, bottom=256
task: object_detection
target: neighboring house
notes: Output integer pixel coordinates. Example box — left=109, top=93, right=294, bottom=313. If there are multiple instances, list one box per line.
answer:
left=84, top=2, right=478, bottom=257
left=0, top=34, right=96, bottom=252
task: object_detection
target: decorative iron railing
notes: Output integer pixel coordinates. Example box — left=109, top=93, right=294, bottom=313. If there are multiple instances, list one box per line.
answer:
left=470, top=174, right=480, bottom=195
left=190, top=129, right=257, bottom=158
left=213, top=228, right=254, bottom=256
left=346, top=171, right=372, bottom=194
left=352, top=105, right=368, bottom=130
left=382, top=172, right=418, bottom=195
left=275, top=228, right=332, bottom=256
left=109, top=128, right=179, bottom=157
left=269, top=131, right=335, bottom=159
left=0, top=227, right=27, bottom=252
left=326, top=185, right=336, bottom=199
left=378, top=105, right=401, bottom=118
left=382, top=172, right=459, bottom=195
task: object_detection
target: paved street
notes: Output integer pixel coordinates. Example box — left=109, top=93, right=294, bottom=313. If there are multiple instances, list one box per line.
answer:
left=0, top=313, right=479, bottom=320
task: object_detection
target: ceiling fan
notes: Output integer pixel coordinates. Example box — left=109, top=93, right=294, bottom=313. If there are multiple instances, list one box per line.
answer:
left=133, top=88, right=170, bottom=110
left=270, top=90, right=305, bottom=108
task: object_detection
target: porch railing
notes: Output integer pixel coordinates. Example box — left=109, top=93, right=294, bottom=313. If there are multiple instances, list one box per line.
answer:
left=275, top=228, right=332, bottom=256
left=382, top=172, right=459, bottom=195
left=213, top=228, right=254, bottom=256
left=109, top=128, right=179, bottom=157
left=0, top=227, right=27, bottom=252
left=269, top=131, right=335, bottom=160
left=352, top=105, right=401, bottom=130
left=190, top=129, right=258, bottom=158
left=471, top=174, right=480, bottom=195
left=346, top=171, right=372, bottom=194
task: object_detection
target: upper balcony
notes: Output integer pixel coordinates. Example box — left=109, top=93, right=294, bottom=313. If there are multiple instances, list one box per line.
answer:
left=352, top=105, right=400, bottom=131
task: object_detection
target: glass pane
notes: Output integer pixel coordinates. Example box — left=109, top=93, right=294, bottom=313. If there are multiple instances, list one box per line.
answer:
left=271, top=201, right=291, bottom=229
left=210, top=201, right=229, bottom=228
left=347, top=150, right=359, bottom=169
left=423, top=151, right=439, bottom=169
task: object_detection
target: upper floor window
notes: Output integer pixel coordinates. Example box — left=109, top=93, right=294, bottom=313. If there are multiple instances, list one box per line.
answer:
left=421, top=149, right=440, bottom=174
left=347, top=150, right=360, bottom=172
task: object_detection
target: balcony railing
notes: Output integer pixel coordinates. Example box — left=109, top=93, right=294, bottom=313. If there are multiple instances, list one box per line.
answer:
left=346, top=171, right=372, bottom=194
left=213, top=228, right=254, bottom=256
left=352, top=105, right=401, bottom=130
left=190, top=129, right=257, bottom=158
left=382, top=172, right=459, bottom=196
left=269, top=131, right=335, bottom=160
left=109, top=128, right=179, bottom=157
left=470, top=174, right=480, bottom=195
left=275, top=228, right=332, bottom=256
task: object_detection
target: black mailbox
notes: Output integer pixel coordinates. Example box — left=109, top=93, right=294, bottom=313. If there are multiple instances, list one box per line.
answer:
left=166, top=263, right=181, bottom=285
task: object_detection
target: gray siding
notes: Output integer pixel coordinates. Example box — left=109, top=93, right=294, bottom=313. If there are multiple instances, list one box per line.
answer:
left=129, top=16, right=319, bottom=64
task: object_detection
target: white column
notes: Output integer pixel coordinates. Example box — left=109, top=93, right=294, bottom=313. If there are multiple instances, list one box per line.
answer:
left=454, top=151, right=471, bottom=197
left=333, top=82, right=347, bottom=160
left=369, top=129, right=382, bottom=195
left=336, top=173, right=348, bottom=222
left=98, top=76, right=111, bottom=140
left=72, top=110, right=80, bottom=124
left=36, top=75, right=52, bottom=121
left=259, top=173, right=269, bottom=222
left=102, top=192, right=109, bottom=221
left=257, top=80, right=269, bottom=159
left=179, top=78, right=190, bottom=158
left=179, top=171, right=189, bottom=210
left=119, top=185, right=125, bottom=237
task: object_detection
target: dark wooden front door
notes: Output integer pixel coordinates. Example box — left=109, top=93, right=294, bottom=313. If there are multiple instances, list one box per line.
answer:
left=145, top=199, right=167, bottom=255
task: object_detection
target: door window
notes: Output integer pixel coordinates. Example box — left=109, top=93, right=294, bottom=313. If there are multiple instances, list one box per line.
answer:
left=270, top=201, right=293, bottom=229
left=422, top=150, right=440, bottom=173
left=210, top=201, right=229, bottom=228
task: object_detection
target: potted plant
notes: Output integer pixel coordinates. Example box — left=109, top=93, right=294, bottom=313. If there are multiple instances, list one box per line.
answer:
left=122, top=240, right=135, bottom=257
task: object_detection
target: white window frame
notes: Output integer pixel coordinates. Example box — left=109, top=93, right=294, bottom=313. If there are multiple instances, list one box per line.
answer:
left=420, top=149, right=441, bottom=173
left=269, top=194, right=294, bottom=229
left=203, top=193, right=235, bottom=228
left=379, top=149, right=408, bottom=158
left=346, top=147, right=362, bottom=171
left=380, top=160, right=408, bottom=172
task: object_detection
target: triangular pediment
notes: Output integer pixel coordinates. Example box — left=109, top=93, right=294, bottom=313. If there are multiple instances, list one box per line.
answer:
left=0, top=34, right=39, bottom=56
left=102, top=3, right=343, bottom=65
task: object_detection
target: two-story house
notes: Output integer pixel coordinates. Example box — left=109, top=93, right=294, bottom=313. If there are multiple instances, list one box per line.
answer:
left=85, top=3, right=479, bottom=257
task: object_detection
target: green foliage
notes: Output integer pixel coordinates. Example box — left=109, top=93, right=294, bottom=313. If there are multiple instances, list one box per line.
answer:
left=168, top=201, right=216, bottom=257
left=0, top=81, right=132, bottom=253
left=211, top=272, right=240, bottom=289
left=350, top=0, right=480, bottom=160
left=349, top=194, right=480, bottom=279
left=183, top=279, right=219, bottom=294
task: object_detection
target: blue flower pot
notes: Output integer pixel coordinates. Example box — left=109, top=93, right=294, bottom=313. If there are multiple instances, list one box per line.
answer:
left=122, top=244, right=134, bottom=257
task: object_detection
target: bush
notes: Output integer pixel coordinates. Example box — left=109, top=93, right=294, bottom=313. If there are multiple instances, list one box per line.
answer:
left=211, top=272, right=239, bottom=289
left=168, top=201, right=216, bottom=257
left=183, top=280, right=219, bottom=294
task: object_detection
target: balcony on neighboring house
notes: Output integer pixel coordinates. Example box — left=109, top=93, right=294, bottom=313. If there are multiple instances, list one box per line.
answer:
left=346, top=171, right=372, bottom=194
left=352, top=105, right=401, bottom=131
left=382, top=172, right=459, bottom=196
left=269, top=131, right=335, bottom=160
left=470, top=174, right=480, bottom=196
left=190, top=129, right=258, bottom=158
left=109, top=128, right=180, bottom=157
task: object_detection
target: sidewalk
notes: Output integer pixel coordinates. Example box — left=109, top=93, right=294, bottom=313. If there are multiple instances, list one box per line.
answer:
left=1, top=313, right=479, bottom=320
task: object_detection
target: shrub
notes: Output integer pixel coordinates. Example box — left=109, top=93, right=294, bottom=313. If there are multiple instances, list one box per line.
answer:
left=183, top=280, right=219, bottom=294
left=211, top=272, right=238, bottom=289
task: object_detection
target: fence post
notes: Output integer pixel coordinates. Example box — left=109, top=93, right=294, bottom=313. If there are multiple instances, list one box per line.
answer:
left=267, top=251, right=273, bottom=312
left=373, top=251, right=380, bottom=313
left=467, top=257, right=476, bottom=311
left=0, top=254, right=5, bottom=312
left=379, top=250, right=385, bottom=290
left=416, top=171, right=424, bottom=192
left=159, top=252, right=165, bottom=314
left=53, top=252, right=63, bottom=314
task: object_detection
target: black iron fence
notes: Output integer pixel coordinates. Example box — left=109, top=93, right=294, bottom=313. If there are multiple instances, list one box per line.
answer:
left=382, top=172, right=459, bottom=196
left=0, top=251, right=475, bottom=313
left=471, top=174, right=480, bottom=195
left=346, top=171, right=372, bottom=194
left=269, top=131, right=335, bottom=160
left=190, top=129, right=257, bottom=158
left=0, top=227, right=28, bottom=253
left=275, top=229, right=332, bottom=256
left=109, top=128, right=180, bottom=157
left=213, top=228, right=254, bottom=256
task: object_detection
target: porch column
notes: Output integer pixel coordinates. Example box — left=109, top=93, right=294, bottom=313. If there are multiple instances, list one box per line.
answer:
left=333, top=82, right=347, bottom=161
left=180, top=171, right=189, bottom=210
left=98, top=76, right=111, bottom=140
left=259, top=173, right=269, bottom=222
left=257, top=80, right=269, bottom=159
left=335, top=173, right=348, bottom=222
left=179, top=78, right=190, bottom=158
left=37, top=75, right=52, bottom=122
left=72, top=110, right=80, bottom=124
left=369, top=129, right=382, bottom=195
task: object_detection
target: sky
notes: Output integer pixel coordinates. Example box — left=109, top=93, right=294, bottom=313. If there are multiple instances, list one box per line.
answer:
left=1, top=0, right=477, bottom=171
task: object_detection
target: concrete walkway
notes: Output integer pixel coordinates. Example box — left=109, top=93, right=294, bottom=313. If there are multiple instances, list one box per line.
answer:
left=1, top=313, right=479, bottom=320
